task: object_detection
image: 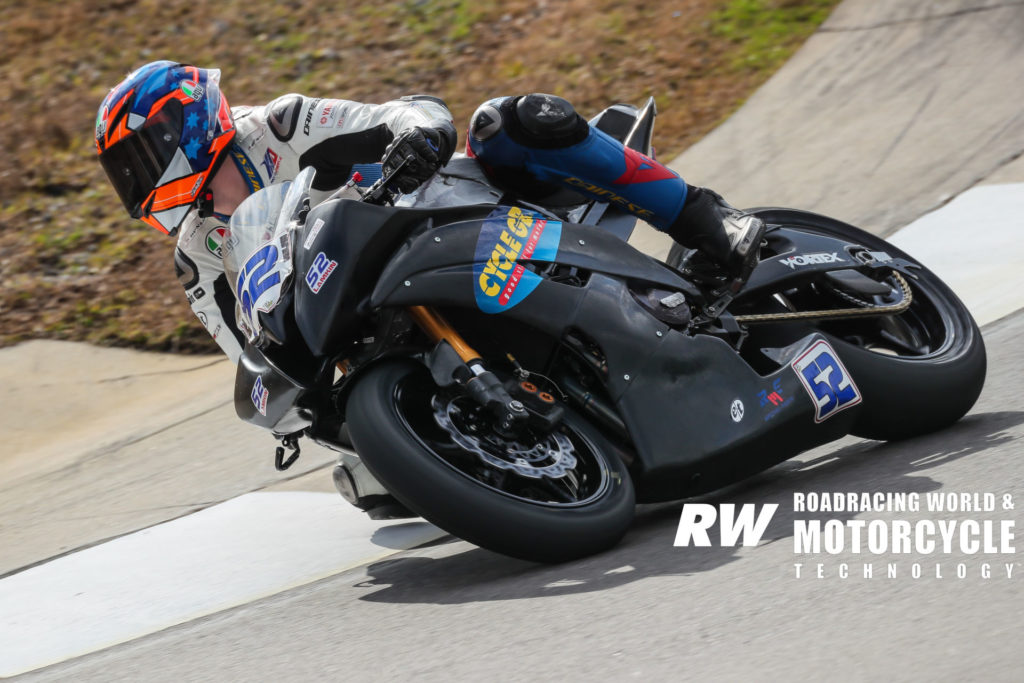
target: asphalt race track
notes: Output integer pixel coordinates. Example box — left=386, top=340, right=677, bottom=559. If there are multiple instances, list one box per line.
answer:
left=3, top=0, right=1024, bottom=679
left=17, top=311, right=1024, bottom=681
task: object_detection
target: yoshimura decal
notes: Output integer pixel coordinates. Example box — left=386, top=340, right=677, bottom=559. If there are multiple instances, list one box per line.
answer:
left=791, top=339, right=862, bottom=423
left=778, top=252, right=846, bottom=269
left=473, top=206, right=562, bottom=314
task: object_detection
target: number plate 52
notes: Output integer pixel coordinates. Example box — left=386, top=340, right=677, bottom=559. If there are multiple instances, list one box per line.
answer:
left=791, top=340, right=862, bottom=422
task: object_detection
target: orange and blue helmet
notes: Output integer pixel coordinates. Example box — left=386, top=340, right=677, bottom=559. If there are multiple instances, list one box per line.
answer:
left=95, top=61, right=235, bottom=235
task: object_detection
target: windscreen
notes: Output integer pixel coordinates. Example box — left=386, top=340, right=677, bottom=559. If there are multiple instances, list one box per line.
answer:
left=222, top=167, right=315, bottom=341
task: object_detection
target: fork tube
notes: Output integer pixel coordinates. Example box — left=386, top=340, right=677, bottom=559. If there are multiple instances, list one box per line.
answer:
left=407, top=305, right=481, bottom=364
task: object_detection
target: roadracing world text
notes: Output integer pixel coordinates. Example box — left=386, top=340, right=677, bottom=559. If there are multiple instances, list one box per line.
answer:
left=673, top=492, right=1018, bottom=580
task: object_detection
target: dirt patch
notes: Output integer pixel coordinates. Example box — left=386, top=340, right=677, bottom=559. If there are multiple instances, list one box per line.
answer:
left=0, top=0, right=837, bottom=353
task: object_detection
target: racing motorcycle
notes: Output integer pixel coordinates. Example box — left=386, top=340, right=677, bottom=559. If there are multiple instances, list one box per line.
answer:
left=225, top=99, right=985, bottom=562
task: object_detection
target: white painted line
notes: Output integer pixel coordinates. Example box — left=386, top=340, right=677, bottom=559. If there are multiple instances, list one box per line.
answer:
left=0, top=492, right=444, bottom=677
left=889, top=183, right=1024, bottom=327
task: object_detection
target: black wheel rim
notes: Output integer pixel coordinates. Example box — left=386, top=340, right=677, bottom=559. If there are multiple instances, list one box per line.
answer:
left=392, top=372, right=612, bottom=508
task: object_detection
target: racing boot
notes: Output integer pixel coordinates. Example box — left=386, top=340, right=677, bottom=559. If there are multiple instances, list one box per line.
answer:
left=332, top=450, right=415, bottom=520
left=468, top=93, right=763, bottom=280
left=667, top=187, right=766, bottom=282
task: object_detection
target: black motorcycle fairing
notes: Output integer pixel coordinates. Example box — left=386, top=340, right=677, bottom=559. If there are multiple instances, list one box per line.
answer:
left=557, top=275, right=856, bottom=501
left=293, top=199, right=495, bottom=357
left=370, top=213, right=700, bottom=311
left=372, top=257, right=858, bottom=502
left=234, top=341, right=328, bottom=434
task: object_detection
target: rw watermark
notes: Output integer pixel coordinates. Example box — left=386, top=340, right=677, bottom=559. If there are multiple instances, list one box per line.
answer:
left=673, top=491, right=1018, bottom=580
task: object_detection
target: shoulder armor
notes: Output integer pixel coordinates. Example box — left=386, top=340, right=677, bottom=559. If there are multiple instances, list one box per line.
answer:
left=266, top=94, right=305, bottom=142
left=400, top=94, right=449, bottom=109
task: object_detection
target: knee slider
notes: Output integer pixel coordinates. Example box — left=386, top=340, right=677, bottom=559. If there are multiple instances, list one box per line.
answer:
left=511, top=93, right=590, bottom=147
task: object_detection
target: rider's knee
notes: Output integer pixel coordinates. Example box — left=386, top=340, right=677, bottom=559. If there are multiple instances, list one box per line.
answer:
left=469, top=94, right=590, bottom=148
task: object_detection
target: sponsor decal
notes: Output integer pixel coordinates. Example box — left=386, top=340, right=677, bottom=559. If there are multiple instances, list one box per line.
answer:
left=778, top=252, right=846, bottom=269
left=303, top=218, right=325, bottom=250
left=758, top=377, right=794, bottom=422
left=251, top=376, right=269, bottom=416
left=230, top=147, right=263, bottom=194
left=316, top=101, right=342, bottom=128
left=236, top=244, right=281, bottom=320
left=186, top=286, right=206, bottom=305
left=563, top=177, right=655, bottom=219
left=473, top=206, right=562, bottom=314
left=206, top=227, right=227, bottom=258
left=179, top=80, right=204, bottom=102
left=730, top=399, right=745, bottom=422
left=261, top=148, right=281, bottom=181
left=303, top=98, right=322, bottom=135
left=305, top=252, right=338, bottom=293
left=95, top=106, right=108, bottom=139
left=791, top=339, right=862, bottom=423
left=197, top=311, right=208, bottom=327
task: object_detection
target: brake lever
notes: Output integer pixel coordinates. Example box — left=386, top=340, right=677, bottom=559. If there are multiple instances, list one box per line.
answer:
left=361, top=155, right=414, bottom=206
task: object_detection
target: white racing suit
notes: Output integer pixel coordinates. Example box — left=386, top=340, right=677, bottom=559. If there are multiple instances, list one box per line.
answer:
left=173, top=93, right=455, bottom=363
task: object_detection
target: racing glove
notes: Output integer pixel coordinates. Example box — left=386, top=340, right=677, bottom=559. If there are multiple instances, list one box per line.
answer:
left=381, top=120, right=457, bottom=194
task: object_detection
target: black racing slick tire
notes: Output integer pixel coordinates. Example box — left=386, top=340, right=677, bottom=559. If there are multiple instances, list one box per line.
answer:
left=745, top=208, right=987, bottom=441
left=346, top=360, right=635, bottom=563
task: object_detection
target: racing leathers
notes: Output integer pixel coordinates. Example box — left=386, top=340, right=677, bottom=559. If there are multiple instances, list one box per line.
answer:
left=173, top=93, right=455, bottom=364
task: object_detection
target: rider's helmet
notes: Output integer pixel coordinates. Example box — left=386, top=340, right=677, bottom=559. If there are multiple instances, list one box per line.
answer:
left=95, top=61, right=235, bottom=235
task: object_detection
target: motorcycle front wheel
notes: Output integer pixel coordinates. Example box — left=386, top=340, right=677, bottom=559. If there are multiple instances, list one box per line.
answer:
left=346, top=360, right=635, bottom=563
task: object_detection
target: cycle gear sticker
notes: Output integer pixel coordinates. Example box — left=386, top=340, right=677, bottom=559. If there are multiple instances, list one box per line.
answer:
left=473, top=206, right=562, bottom=314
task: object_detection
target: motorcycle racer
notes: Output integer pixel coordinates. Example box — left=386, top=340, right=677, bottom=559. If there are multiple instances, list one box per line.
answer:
left=95, top=61, right=765, bottom=517
left=96, top=61, right=458, bottom=365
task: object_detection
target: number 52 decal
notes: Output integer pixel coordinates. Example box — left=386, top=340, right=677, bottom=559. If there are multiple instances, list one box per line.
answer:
left=791, top=340, right=862, bottom=422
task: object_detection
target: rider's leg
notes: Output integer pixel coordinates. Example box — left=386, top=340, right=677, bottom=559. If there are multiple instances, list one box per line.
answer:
left=467, top=94, right=764, bottom=279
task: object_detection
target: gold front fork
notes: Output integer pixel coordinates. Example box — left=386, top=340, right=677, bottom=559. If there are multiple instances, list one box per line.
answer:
left=406, top=305, right=481, bottom=364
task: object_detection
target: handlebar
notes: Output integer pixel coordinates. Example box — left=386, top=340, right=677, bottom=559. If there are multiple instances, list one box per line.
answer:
left=360, top=155, right=415, bottom=206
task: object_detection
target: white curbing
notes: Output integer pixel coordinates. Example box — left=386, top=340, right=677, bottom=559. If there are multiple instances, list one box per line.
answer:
left=0, top=492, right=443, bottom=677
left=889, top=183, right=1024, bottom=327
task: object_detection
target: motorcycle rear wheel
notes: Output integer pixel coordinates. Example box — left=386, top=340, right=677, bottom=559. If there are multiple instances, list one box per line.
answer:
left=671, top=208, right=986, bottom=441
left=346, top=360, right=635, bottom=562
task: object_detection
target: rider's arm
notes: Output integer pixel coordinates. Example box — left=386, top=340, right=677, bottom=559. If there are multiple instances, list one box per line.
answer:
left=174, top=215, right=245, bottom=364
left=264, top=94, right=455, bottom=193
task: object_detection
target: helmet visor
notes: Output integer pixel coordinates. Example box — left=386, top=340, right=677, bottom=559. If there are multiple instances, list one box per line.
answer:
left=98, top=99, right=184, bottom=218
